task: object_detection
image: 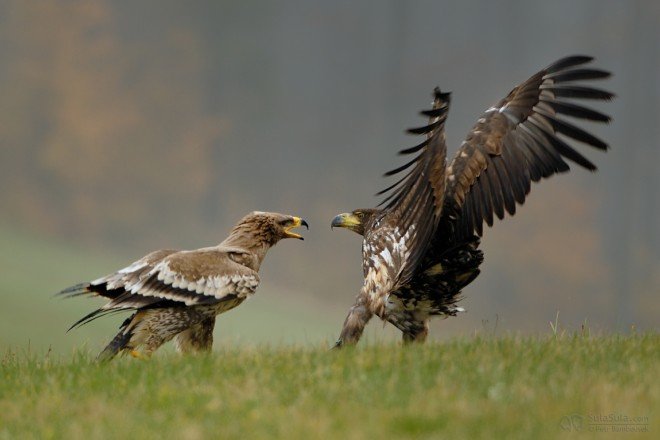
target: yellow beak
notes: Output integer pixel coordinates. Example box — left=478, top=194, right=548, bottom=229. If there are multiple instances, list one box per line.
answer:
left=331, top=213, right=361, bottom=229
left=284, top=217, right=309, bottom=240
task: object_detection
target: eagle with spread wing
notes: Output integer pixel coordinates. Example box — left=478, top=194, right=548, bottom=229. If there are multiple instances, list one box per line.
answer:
left=58, top=212, right=308, bottom=360
left=331, top=55, right=613, bottom=346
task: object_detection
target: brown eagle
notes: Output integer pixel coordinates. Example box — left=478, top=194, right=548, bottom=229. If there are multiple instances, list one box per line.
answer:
left=58, top=212, right=308, bottom=360
left=331, top=55, right=612, bottom=346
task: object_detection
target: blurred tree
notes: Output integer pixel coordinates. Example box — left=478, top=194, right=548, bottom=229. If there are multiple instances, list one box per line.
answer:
left=0, top=0, right=227, bottom=247
left=0, top=0, right=656, bottom=332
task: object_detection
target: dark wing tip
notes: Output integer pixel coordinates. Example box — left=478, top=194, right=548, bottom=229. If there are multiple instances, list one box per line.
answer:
left=383, top=155, right=420, bottom=177
left=398, top=139, right=429, bottom=156
left=545, top=85, right=615, bottom=101
left=545, top=101, right=612, bottom=123
left=433, top=87, right=452, bottom=102
left=55, top=282, right=90, bottom=298
left=420, top=107, right=448, bottom=118
left=67, top=308, right=104, bottom=332
left=67, top=308, right=128, bottom=332
left=406, top=118, right=445, bottom=135
left=546, top=55, right=594, bottom=73
left=545, top=68, right=612, bottom=83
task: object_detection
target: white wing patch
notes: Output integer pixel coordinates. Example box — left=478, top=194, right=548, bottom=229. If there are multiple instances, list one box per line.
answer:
left=101, top=260, right=259, bottom=307
left=390, top=226, right=413, bottom=257
left=90, top=255, right=164, bottom=289
left=117, top=261, right=149, bottom=275
left=137, top=261, right=259, bottom=305
left=379, top=248, right=393, bottom=266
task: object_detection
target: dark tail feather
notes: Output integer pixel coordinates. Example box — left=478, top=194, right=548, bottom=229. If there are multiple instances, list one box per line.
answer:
left=97, top=316, right=135, bottom=362
left=56, top=282, right=91, bottom=298
left=67, top=307, right=128, bottom=332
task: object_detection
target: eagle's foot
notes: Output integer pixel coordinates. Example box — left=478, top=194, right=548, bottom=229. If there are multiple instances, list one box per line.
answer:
left=129, top=349, right=149, bottom=360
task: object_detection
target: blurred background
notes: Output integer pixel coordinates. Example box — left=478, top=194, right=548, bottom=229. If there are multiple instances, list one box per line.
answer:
left=1, top=0, right=658, bottom=355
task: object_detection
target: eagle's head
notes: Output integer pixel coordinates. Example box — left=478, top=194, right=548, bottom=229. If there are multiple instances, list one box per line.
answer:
left=229, top=211, right=309, bottom=247
left=330, top=209, right=380, bottom=236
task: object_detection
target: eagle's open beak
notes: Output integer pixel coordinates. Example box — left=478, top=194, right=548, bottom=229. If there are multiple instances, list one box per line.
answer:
left=284, top=217, right=309, bottom=240
left=331, top=213, right=360, bottom=230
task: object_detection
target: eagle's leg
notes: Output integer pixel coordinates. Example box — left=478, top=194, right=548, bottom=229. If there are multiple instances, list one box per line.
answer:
left=402, top=319, right=429, bottom=344
left=116, top=309, right=189, bottom=358
left=96, top=311, right=151, bottom=362
left=140, top=334, right=173, bottom=357
left=385, top=312, right=429, bottom=345
left=174, top=317, right=216, bottom=353
left=334, top=296, right=373, bottom=348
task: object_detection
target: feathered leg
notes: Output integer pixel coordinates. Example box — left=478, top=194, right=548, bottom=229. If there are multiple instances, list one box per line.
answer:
left=96, top=309, right=176, bottom=361
left=334, top=295, right=372, bottom=348
left=174, top=317, right=216, bottom=353
left=384, top=312, right=429, bottom=345
left=402, top=319, right=429, bottom=344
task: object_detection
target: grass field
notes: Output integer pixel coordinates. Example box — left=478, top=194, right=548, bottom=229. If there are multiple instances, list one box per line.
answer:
left=1, top=334, right=657, bottom=439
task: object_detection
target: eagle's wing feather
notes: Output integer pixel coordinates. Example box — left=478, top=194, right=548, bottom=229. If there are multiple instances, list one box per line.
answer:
left=442, top=55, right=612, bottom=241
left=57, top=249, right=178, bottom=300
left=374, top=89, right=450, bottom=287
left=117, top=248, right=259, bottom=306
left=61, top=247, right=259, bottom=330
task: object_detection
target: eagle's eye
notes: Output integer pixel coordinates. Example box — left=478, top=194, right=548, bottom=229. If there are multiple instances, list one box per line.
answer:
left=354, top=211, right=364, bottom=219
left=278, top=219, right=289, bottom=226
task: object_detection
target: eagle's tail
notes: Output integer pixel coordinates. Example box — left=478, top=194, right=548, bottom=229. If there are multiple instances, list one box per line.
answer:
left=96, top=315, right=135, bottom=362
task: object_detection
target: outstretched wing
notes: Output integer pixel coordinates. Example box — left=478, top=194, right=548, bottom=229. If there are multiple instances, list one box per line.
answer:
left=442, top=55, right=613, bottom=241
left=58, top=247, right=259, bottom=329
left=374, top=88, right=450, bottom=286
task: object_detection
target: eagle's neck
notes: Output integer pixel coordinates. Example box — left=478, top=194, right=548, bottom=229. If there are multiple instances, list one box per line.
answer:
left=362, top=210, right=385, bottom=236
left=220, top=223, right=278, bottom=269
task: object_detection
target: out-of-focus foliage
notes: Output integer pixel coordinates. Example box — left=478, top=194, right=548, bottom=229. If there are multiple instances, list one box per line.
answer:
left=0, top=0, right=658, bottom=343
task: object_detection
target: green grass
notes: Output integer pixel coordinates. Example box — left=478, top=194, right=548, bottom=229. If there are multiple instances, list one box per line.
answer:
left=1, top=334, right=657, bottom=439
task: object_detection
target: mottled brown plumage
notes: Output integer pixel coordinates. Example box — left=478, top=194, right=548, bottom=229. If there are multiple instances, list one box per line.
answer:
left=332, top=56, right=612, bottom=346
left=58, top=211, right=308, bottom=360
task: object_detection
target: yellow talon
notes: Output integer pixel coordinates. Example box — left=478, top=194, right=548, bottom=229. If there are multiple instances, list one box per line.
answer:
left=130, top=350, right=147, bottom=360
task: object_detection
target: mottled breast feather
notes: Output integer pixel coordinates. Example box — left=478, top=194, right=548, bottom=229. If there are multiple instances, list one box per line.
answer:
left=361, top=217, right=416, bottom=315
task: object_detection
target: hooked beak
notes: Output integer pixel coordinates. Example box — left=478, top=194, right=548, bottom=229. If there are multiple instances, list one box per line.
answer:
left=331, top=212, right=360, bottom=230
left=284, top=217, right=309, bottom=240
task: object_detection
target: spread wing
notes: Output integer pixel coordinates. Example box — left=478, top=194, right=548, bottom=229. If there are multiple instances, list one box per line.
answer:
left=442, top=55, right=613, bottom=242
left=58, top=247, right=259, bottom=329
left=373, top=88, right=450, bottom=286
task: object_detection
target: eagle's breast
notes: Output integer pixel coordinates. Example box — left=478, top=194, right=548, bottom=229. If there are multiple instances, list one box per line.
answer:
left=361, top=219, right=416, bottom=316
